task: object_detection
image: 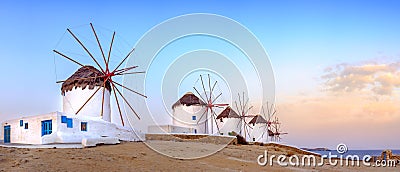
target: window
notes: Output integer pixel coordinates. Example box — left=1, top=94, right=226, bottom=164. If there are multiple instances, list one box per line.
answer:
left=61, top=116, right=67, bottom=123
left=24, top=123, right=28, bottom=129
left=192, top=116, right=196, bottom=120
left=41, top=120, right=52, bottom=136
left=81, top=122, right=87, bottom=131
left=67, top=118, right=73, bottom=128
left=20, top=120, right=23, bottom=126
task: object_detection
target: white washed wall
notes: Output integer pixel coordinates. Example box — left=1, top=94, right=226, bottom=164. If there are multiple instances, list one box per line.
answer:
left=63, top=86, right=111, bottom=122
left=218, top=118, right=241, bottom=136
left=48, top=114, right=139, bottom=144
left=2, top=112, right=60, bottom=144
left=2, top=112, right=140, bottom=144
left=250, top=123, right=269, bottom=143
left=0, top=123, right=3, bottom=142
left=172, top=105, right=207, bottom=134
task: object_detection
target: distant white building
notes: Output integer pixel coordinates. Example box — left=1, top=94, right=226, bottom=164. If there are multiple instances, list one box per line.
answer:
left=2, top=66, right=139, bottom=145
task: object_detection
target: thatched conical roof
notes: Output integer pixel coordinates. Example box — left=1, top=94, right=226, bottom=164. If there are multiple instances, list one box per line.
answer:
left=172, top=92, right=205, bottom=109
left=216, top=106, right=240, bottom=119
left=248, top=115, right=267, bottom=125
left=61, top=66, right=111, bottom=95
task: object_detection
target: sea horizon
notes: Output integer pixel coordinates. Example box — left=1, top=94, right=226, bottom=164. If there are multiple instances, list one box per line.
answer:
left=312, top=149, right=400, bottom=157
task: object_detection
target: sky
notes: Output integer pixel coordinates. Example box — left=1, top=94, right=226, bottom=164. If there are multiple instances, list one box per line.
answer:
left=1, top=0, right=399, bottom=149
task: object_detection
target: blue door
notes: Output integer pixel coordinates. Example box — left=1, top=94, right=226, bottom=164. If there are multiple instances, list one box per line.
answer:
left=4, top=125, right=10, bottom=143
left=41, top=120, right=52, bottom=136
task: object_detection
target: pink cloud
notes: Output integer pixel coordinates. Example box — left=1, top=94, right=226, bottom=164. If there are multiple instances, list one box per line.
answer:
left=322, top=61, right=400, bottom=96
left=276, top=60, right=400, bottom=149
left=278, top=93, right=400, bottom=149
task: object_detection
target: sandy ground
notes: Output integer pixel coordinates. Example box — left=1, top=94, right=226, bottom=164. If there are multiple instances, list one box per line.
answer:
left=0, top=141, right=399, bottom=171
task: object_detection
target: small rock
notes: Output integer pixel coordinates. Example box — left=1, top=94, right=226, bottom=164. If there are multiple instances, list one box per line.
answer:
left=14, top=161, right=20, bottom=166
left=20, top=159, right=29, bottom=163
left=140, top=152, right=146, bottom=156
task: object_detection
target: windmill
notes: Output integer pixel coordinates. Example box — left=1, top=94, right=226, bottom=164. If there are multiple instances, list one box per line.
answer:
left=248, top=114, right=269, bottom=142
left=53, top=23, right=147, bottom=126
left=271, top=116, right=288, bottom=142
left=253, top=102, right=287, bottom=142
left=233, top=92, right=255, bottom=141
left=241, top=101, right=289, bottom=143
left=193, top=74, right=228, bottom=134
left=263, top=102, right=277, bottom=142
left=216, top=106, right=241, bottom=135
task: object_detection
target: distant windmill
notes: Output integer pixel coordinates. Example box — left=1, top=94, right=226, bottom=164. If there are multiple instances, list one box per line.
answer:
left=248, top=114, right=270, bottom=142
left=193, top=74, right=229, bottom=134
left=233, top=92, right=255, bottom=140
left=216, top=106, right=241, bottom=135
left=263, top=102, right=277, bottom=141
left=271, top=116, right=288, bottom=142
left=249, top=102, right=287, bottom=142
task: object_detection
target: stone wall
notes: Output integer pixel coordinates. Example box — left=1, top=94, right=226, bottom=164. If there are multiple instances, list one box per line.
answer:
left=145, top=133, right=237, bottom=145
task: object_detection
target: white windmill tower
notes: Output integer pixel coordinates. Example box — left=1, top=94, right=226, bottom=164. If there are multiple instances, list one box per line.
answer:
left=61, top=66, right=112, bottom=122
left=171, top=92, right=206, bottom=133
left=216, top=106, right=241, bottom=136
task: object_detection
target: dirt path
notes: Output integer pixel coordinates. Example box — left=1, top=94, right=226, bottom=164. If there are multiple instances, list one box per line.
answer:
left=0, top=142, right=399, bottom=171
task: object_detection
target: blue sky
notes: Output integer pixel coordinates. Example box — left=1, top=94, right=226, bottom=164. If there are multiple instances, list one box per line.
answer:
left=1, top=1, right=399, bottom=149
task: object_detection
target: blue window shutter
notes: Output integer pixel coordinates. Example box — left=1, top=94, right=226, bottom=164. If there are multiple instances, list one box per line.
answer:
left=41, top=120, right=52, bottom=136
left=20, top=120, right=23, bottom=126
left=192, top=116, right=196, bottom=120
left=24, top=123, right=28, bottom=129
left=67, top=118, right=73, bottom=128
left=61, top=116, right=67, bottom=123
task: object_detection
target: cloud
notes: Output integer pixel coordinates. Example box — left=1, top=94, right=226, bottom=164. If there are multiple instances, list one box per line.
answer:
left=276, top=59, right=400, bottom=148
left=277, top=94, right=400, bottom=149
left=321, top=61, right=400, bottom=96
